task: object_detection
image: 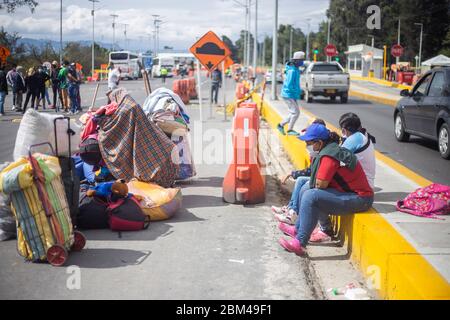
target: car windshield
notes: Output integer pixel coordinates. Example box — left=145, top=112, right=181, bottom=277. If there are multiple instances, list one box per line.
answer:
left=311, top=64, right=341, bottom=72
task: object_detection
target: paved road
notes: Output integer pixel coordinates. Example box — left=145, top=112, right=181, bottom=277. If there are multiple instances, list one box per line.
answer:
left=299, top=96, right=450, bottom=186
left=0, top=76, right=317, bottom=299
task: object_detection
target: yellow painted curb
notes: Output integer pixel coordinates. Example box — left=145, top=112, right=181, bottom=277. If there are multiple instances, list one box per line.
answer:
left=351, top=75, right=412, bottom=91
left=254, top=93, right=450, bottom=300
left=349, top=89, right=398, bottom=107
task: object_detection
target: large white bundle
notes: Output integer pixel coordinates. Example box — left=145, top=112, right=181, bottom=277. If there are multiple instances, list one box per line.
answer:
left=13, top=110, right=81, bottom=160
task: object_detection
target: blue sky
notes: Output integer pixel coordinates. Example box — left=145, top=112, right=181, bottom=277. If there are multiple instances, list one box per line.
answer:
left=0, top=0, right=330, bottom=51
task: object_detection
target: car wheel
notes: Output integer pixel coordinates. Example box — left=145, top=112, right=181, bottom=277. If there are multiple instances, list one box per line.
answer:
left=330, top=96, right=336, bottom=101
left=305, top=90, right=313, bottom=103
left=340, top=93, right=348, bottom=104
left=438, top=123, right=450, bottom=160
left=395, top=113, right=410, bottom=142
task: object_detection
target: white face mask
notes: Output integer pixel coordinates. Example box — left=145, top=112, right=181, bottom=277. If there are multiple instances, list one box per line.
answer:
left=307, top=144, right=319, bottom=157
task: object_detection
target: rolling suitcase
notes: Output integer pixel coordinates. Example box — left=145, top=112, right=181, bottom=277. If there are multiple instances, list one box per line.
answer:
left=54, top=117, right=80, bottom=226
left=0, top=143, right=86, bottom=266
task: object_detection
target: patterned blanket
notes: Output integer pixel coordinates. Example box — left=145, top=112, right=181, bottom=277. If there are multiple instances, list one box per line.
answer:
left=96, top=93, right=179, bottom=188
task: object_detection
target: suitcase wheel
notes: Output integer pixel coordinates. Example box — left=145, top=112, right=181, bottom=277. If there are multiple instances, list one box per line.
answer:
left=72, top=231, right=86, bottom=252
left=47, top=245, right=68, bottom=267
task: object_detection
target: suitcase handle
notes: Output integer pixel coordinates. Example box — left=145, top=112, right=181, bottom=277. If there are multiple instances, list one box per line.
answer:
left=28, top=142, right=55, bottom=157
left=54, top=117, right=74, bottom=157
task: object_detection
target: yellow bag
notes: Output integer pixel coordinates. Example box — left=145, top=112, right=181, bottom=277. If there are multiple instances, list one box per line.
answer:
left=127, top=180, right=182, bottom=221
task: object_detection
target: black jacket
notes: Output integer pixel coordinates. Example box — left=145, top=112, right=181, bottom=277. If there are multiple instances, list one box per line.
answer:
left=0, top=70, right=8, bottom=93
left=25, top=74, right=40, bottom=92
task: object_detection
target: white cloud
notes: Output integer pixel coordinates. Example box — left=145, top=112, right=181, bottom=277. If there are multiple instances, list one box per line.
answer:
left=0, top=0, right=329, bottom=50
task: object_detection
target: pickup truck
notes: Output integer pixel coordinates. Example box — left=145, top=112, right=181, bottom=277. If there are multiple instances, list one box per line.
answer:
left=301, top=62, right=350, bottom=103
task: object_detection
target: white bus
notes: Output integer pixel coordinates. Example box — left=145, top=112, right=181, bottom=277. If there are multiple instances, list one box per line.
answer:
left=151, top=53, right=195, bottom=78
left=109, top=51, right=140, bottom=80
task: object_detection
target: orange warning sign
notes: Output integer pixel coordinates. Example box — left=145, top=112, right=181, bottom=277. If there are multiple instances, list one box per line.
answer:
left=0, top=46, right=11, bottom=63
left=190, top=31, right=231, bottom=72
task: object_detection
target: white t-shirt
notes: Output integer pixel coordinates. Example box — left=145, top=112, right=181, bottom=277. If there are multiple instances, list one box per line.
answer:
left=108, top=68, right=120, bottom=90
left=342, top=132, right=376, bottom=190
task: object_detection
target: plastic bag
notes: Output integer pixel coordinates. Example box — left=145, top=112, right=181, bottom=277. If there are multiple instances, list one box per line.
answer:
left=0, top=163, right=16, bottom=241
left=13, top=109, right=81, bottom=160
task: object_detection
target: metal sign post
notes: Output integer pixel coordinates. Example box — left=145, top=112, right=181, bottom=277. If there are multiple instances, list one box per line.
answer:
left=222, top=60, right=227, bottom=122
left=196, top=59, right=203, bottom=122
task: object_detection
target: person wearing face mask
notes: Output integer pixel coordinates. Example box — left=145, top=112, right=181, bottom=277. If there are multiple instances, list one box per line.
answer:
left=272, top=119, right=328, bottom=224
left=278, top=123, right=374, bottom=256
left=277, top=51, right=305, bottom=136
left=308, top=113, right=378, bottom=243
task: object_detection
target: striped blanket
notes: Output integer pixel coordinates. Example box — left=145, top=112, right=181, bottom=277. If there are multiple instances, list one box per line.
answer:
left=96, top=93, right=180, bottom=188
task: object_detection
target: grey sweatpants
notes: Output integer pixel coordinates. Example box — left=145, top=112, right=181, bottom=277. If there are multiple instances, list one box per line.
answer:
left=280, top=98, right=300, bottom=131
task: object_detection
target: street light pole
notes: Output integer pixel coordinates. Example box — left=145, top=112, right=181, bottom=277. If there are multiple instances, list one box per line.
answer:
left=88, top=0, right=99, bottom=78
left=246, top=0, right=251, bottom=68
left=110, top=14, right=118, bottom=51
left=289, top=25, right=293, bottom=60
left=415, top=23, right=423, bottom=72
left=397, top=18, right=401, bottom=65
left=327, top=18, right=331, bottom=62
left=253, top=0, right=258, bottom=75
left=306, top=19, right=311, bottom=60
left=59, top=0, right=63, bottom=64
left=271, top=0, right=278, bottom=100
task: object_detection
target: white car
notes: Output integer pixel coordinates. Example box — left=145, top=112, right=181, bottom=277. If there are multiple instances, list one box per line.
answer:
left=301, top=62, right=350, bottom=103
left=265, top=70, right=283, bottom=84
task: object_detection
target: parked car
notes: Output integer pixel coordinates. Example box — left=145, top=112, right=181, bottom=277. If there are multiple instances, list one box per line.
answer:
left=394, top=67, right=450, bottom=159
left=265, top=69, right=283, bottom=84
left=301, top=62, right=350, bottom=103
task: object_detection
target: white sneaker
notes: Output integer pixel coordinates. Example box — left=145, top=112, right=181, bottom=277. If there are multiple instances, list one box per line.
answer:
left=12, top=106, right=16, bottom=111
left=275, top=209, right=298, bottom=225
left=271, top=205, right=288, bottom=215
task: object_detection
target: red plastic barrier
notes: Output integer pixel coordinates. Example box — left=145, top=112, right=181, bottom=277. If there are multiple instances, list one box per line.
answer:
left=173, top=79, right=182, bottom=97
left=235, top=82, right=249, bottom=100
left=223, top=106, right=265, bottom=204
left=188, top=78, right=198, bottom=99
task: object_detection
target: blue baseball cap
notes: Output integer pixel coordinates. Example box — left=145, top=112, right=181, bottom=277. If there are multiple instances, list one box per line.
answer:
left=298, top=123, right=330, bottom=142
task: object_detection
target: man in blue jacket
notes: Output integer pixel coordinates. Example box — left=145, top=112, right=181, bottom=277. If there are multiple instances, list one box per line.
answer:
left=277, top=51, right=305, bottom=136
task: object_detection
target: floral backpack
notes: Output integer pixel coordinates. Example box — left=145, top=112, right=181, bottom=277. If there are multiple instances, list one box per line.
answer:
left=396, top=184, right=450, bottom=219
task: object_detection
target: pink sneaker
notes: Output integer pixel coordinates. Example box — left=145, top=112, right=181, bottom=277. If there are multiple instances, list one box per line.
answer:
left=278, top=222, right=297, bottom=238
left=309, top=228, right=332, bottom=243
left=279, top=238, right=306, bottom=256
left=271, top=205, right=288, bottom=215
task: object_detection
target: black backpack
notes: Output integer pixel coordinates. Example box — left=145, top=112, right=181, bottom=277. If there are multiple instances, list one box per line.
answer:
left=79, top=134, right=102, bottom=166
left=77, top=191, right=109, bottom=230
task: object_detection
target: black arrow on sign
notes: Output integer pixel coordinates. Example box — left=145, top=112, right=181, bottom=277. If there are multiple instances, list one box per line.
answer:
left=206, top=61, right=214, bottom=69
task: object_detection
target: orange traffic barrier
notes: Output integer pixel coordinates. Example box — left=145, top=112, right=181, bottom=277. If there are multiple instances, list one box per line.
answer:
left=235, top=82, right=249, bottom=100
left=173, top=79, right=181, bottom=97
left=188, top=78, right=198, bottom=99
left=223, top=106, right=265, bottom=204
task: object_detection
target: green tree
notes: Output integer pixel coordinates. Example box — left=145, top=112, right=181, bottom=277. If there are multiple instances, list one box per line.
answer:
left=0, top=0, right=38, bottom=12
left=326, top=0, right=450, bottom=65
left=222, top=35, right=239, bottom=63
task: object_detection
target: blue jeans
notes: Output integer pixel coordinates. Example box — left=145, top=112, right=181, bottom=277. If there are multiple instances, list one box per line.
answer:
left=68, top=83, right=80, bottom=113
left=288, top=177, right=310, bottom=214
left=295, top=188, right=374, bottom=247
left=0, top=91, right=6, bottom=114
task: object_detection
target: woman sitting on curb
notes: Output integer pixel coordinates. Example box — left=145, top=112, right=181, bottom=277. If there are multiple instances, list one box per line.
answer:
left=278, top=123, right=374, bottom=256
left=271, top=119, right=328, bottom=224
left=307, top=113, right=378, bottom=242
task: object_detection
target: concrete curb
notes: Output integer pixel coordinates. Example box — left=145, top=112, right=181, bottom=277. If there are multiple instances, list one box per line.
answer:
left=253, top=92, right=450, bottom=300
left=349, top=89, right=398, bottom=107
left=351, top=76, right=412, bottom=91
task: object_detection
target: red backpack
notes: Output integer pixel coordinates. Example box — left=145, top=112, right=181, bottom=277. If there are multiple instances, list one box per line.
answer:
left=107, top=195, right=150, bottom=231
left=396, top=184, right=450, bottom=219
